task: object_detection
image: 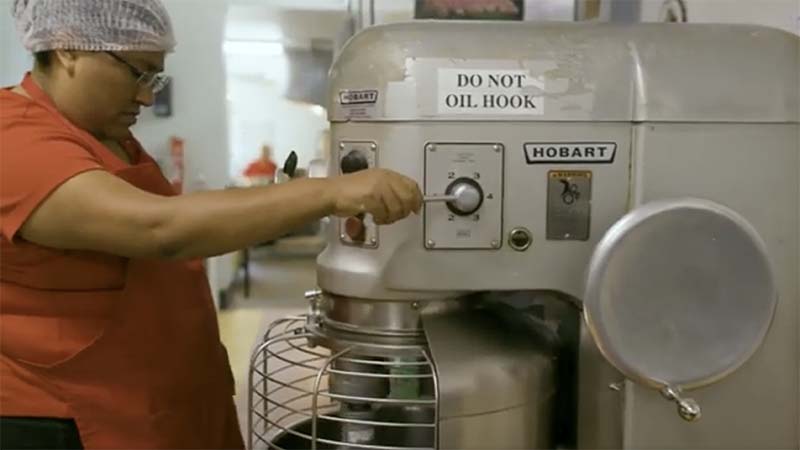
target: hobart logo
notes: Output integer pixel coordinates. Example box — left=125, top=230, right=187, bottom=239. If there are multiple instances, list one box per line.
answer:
left=524, top=142, right=617, bottom=164
left=339, top=89, right=378, bottom=105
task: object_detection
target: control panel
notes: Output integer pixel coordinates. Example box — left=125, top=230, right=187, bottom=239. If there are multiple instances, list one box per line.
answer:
left=338, top=141, right=379, bottom=248
left=424, top=142, right=504, bottom=249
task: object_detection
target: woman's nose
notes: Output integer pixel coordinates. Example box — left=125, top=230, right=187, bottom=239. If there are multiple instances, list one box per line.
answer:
left=135, top=85, right=156, bottom=107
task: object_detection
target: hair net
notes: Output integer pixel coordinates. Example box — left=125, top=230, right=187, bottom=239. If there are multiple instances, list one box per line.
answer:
left=12, top=0, right=176, bottom=53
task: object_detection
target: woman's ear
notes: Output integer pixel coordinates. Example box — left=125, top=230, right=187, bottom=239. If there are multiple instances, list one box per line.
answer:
left=53, top=49, right=79, bottom=75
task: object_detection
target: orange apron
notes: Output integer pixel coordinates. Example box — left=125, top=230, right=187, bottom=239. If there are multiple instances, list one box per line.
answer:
left=0, top=75, right=244, bottom=449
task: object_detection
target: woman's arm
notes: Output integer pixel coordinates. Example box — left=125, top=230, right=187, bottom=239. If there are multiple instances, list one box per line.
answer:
left=19, top=168, right=421, bottom=259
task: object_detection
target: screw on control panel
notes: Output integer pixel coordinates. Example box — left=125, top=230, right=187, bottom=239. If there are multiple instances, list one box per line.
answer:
left=426, top=240, right=436, bottom=248
left=339, top=143, right=345, bottom=149
left=491, top=240, right=500, bottom=248
left=412, top=302, right=420, bottom=310
left=340, top=234, right=347, bottom=240
left=493, top=144, right=503, bottom=152
left=369, top=238, right=377, bottom=245
left=426, top=144, right=436, bottom=152
left=370, top=143, right=377, bottom=150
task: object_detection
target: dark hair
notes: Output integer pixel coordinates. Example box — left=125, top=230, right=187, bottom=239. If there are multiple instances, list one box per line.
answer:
left=33, top=51, right=52, bottom=69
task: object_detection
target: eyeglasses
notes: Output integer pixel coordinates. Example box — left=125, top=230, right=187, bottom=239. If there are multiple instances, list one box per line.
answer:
left=105, top=52, right=170, bottom=94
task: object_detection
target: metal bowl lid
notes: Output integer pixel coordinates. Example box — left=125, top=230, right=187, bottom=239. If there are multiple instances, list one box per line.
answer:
left=584, top=198, right=776, bottom=419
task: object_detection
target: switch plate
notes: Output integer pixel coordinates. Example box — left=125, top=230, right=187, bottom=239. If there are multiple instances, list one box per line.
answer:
left=338, top=140, right=377, bottom=174
left=546, top=170, right=592, bottom=241
left=424, top=142, right=504, bottom=249
left=338, top=141, right=378, bottom=248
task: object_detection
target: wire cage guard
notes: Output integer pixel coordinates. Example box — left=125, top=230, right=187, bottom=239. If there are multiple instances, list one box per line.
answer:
left=248, top=316, right=439, bottom=450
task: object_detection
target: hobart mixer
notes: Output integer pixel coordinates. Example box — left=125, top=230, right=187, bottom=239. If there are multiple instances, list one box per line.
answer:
left=249, top=22, right=799, bottom=450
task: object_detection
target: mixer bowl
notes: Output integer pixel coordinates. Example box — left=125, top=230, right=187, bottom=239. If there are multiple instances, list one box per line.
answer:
left=268, top=405, right=435, bottom=449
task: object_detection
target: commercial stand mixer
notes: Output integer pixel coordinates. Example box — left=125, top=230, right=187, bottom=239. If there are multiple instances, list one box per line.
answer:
left=249, top=22, right=799, bottom=450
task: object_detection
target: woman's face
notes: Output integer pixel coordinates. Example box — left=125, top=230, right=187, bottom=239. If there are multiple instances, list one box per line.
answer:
left=55, top=50, right=166, bottom=140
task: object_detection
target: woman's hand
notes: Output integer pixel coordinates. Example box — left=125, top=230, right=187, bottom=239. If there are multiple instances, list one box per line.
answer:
left=326, top=169, right=423, bottom=225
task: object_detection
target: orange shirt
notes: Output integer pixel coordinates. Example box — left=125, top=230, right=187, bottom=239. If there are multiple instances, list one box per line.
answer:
left=0, top=76, right=150, bottom=417
left=243, top=159, right=277, bottom=178
left=0, top=75, right=242, bottom=449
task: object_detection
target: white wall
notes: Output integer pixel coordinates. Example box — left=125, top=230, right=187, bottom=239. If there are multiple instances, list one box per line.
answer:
left=227, top=75, right=328, bottom=179
left=0, top=0, right=32, bottom=87
left=224, top=4, right=337, bottom=180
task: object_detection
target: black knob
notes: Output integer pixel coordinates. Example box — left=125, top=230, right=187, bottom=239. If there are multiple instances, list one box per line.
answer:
left=283, top=151, right=298, bottom=178
left=341, top=150, right=369, bottom=174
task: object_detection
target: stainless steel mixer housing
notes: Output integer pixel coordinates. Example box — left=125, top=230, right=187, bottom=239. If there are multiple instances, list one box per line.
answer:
left=249, top=22, right=800, bottom=450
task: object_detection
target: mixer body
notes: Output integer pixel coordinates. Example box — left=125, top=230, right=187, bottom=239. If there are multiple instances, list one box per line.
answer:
left=249, top=22, right=800, bottom=450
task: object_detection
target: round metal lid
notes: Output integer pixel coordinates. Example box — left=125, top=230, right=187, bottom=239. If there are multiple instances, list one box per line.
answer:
left=584, top=198, right=777, bottom=391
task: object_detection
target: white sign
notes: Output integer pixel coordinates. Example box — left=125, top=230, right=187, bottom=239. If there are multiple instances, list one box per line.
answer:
left=438, top=68, right=544, bottom=115
left=524, top=142, right=617, bottom=164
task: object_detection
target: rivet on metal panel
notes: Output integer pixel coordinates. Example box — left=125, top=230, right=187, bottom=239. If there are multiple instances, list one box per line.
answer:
left=493, top=144, right=503, bottom=152
left=339, top=142, right=345, bottom=150
left=340, top=234, right=347, bottom=240
left=426, top=144, right=436, bottom=152
left=370, top=143, right=377, bottom=150
left=491, top=240, right=500, bottom=248
left=426, top=240, right=436, bottom=248
left=369, top=238, right=377, bottom=245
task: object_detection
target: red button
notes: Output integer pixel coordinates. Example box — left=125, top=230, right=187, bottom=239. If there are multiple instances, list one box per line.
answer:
left=344, top=216, right=366, bottom=243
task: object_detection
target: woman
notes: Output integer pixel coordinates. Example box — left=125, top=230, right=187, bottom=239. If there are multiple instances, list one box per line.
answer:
left=0, top=1, right=422, bottom=449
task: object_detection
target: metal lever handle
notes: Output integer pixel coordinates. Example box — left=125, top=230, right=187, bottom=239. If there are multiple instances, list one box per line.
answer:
left=304, top=289, right=323, bottom=300
left=661, top=386, right=702, bottom=422
left=283, top=151, right=298, bottom=178
left=424, top=194, right=458, bottom=203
